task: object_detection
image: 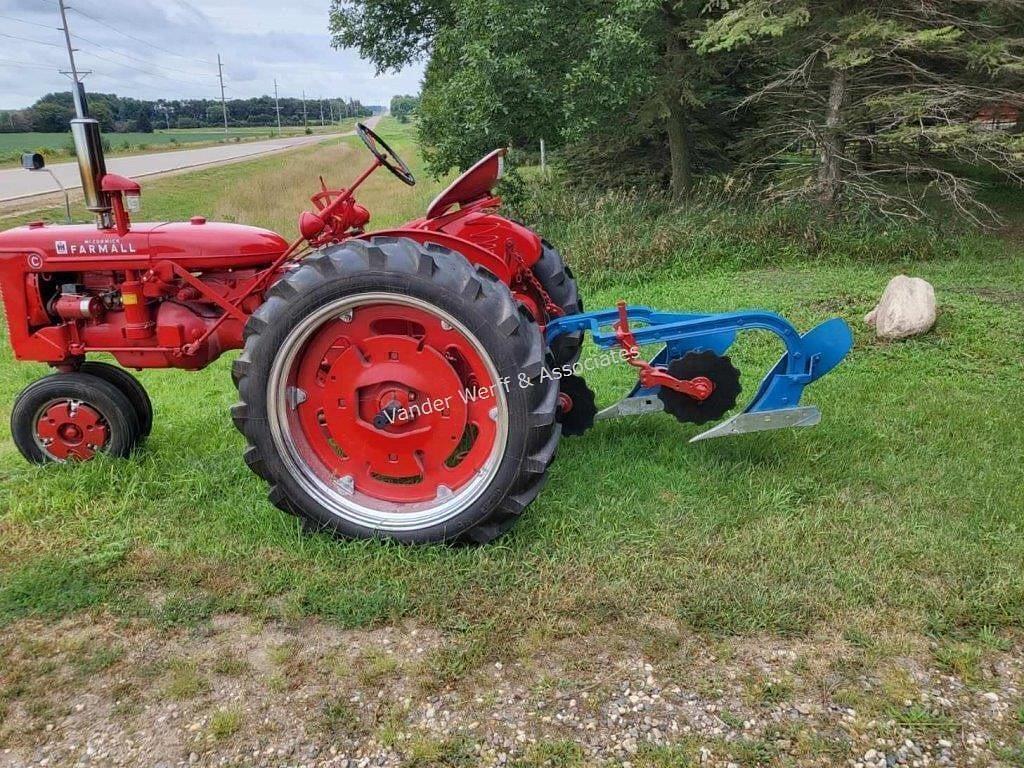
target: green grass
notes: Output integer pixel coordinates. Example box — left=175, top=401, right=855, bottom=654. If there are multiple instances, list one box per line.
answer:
left=403, top=735, right=476, bottom=767
left=208, top=706, right=244, bottom=739
left=321, top=696, right=361, bottom=738
left=885, top=704, right=958, bottom=734
left=513, top=740, right=586, bottom=767
left=0, top=118, right=1022, bottom=659
left=162, top=658, right=209, bottom=700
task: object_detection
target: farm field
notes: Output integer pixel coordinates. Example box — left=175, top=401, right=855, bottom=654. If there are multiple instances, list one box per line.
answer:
left=0, top=121, right=359, bottom=167
left=0, top=119, right=1022, bottom=767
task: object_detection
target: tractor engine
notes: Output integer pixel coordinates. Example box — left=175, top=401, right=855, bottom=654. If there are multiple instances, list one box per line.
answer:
left=0, top=219, right=289, bottom=370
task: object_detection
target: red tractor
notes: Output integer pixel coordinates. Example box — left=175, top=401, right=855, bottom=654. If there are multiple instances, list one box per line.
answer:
left=0, top=119, right=852, bottom=544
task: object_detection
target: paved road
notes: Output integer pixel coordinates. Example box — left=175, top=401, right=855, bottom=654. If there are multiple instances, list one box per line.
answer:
left=0, top=116, right=378, bottom=204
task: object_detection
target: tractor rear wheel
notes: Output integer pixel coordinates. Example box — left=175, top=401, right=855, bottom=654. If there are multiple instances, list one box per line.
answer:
left=231, top=236, right=560, bottom=544
left=533, top=239, right=582, bottom=366
left=11, top=372, right=141, bottom=463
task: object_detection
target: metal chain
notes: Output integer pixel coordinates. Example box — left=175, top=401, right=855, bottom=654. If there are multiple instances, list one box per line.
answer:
left=512, top=250, right=564, bottom=319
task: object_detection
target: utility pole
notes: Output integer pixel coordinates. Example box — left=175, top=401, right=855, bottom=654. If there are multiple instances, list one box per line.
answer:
left=57, top=0, right=87, bottom=118
left=301, top=90, right=307, bottom=128
left=217, top=54, right=228, bottom=133
left=273, top=78, right=282, bottom=131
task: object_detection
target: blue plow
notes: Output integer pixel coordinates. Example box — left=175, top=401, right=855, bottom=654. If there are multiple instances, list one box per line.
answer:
left=544, top=304, right=853, bottom=441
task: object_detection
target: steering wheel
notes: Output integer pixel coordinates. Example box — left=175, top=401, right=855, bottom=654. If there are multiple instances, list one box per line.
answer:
left=356, top=122, right=416, bottom=186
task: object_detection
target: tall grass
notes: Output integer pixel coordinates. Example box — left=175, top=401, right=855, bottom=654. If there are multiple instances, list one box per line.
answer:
left=507, top=176, right=1012, bottom=286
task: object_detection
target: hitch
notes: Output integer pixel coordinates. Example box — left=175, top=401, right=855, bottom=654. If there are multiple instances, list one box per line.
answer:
left=614, top=301, right=714, bottom=401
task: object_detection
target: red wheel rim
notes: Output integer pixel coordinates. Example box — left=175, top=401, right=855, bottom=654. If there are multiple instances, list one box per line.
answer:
left=34, top=399, right=110, bottom=461
left=269, top=294, right=509, bottom=529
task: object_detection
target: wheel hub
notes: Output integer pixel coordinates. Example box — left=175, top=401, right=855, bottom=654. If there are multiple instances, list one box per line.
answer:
left=318, top=333, right=471, bottom=481
left=557, top=374, right=597, bottom=437
left=35, top=399, right=109, bottom=461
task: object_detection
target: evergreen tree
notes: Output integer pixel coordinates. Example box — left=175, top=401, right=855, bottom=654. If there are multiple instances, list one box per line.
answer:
left=697, top=0, right=1024, bottom=218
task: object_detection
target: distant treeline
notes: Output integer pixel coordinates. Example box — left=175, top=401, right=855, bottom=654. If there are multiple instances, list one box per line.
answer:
left=390, top=94, right=420, bottom=123
left=0, top=92, right=382, bottom=134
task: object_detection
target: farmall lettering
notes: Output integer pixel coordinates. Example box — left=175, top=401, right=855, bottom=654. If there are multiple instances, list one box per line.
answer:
left=56, top=238, right=138, bottom=256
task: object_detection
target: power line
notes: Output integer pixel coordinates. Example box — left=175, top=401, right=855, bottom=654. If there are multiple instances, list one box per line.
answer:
left=69, top=5, right=217, bottom=66
left=0, top=14, right=59, bottom=30
left=75, top=49, right=219, bottom=91
left=2, top=4, right=216, bottom=98
left=0, top=31, right=64, bottom=47
left=69, top=30, right=216, bottom=79
left=0, top=57, right=62, bottom=71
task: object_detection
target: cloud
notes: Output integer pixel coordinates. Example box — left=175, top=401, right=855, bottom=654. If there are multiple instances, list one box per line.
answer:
left=0, top=0, right=424, bottom=109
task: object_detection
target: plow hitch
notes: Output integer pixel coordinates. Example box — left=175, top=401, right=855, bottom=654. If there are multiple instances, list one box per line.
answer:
left=546, top=303, right=853, bottom=441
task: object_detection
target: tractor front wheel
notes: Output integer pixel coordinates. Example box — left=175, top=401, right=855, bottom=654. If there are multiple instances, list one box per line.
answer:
left=78, top=361, right=153, bottom=438
left=232, top=237, right=560, bottom=544
left=11, top=372, right=141, bottom=463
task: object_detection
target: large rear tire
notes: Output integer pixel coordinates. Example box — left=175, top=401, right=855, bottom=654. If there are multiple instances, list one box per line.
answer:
left=532, top=239, right=582, bottom=366
left=231, top=236, right=560, bottom=544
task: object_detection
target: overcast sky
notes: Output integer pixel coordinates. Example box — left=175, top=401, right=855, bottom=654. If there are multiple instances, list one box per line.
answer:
left=0, top=0, right=424, bottom=110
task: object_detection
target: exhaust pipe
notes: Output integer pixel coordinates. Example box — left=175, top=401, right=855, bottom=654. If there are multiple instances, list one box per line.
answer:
left=70, top=117, right=112, bottom=228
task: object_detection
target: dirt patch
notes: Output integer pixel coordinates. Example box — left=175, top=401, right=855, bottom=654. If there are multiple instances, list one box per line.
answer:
left=0, top=615, right=1021, bottom=767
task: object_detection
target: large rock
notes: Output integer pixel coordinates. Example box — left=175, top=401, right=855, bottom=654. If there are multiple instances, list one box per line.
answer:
left=864, top=275, right=936, bottom=340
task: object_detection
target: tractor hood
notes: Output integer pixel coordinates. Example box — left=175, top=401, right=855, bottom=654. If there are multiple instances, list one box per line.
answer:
left=147, top=220, right=289, bottom=269
left=0, top=219, right=288, bottom=271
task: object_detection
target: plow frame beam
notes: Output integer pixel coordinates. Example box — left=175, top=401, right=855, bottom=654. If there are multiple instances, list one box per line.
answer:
left=545, top=305, right=853, bottom=438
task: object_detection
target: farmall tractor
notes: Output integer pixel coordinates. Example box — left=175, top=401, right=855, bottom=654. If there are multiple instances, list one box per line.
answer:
left=0, top=118, right=853, bottom=543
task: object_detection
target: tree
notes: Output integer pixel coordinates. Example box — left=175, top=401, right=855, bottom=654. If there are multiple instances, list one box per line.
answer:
left=697, top=0, right=1024, bottom=218
left=416, top=0, right=599, bottom=175
left=15, top=91, right=376, bottom=133
left=135, top=107, right=153, bottom=133
left=329, top=0, right=453, bottom=72
left=31, top=102, right=72, bottom=132
left=390, top=94, right=420, bottom=122
left=331, top=0, right=746, bottom=196
left=87, top=101, right=116, bottom=132
left=563, top=0, right=746, bottom=199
